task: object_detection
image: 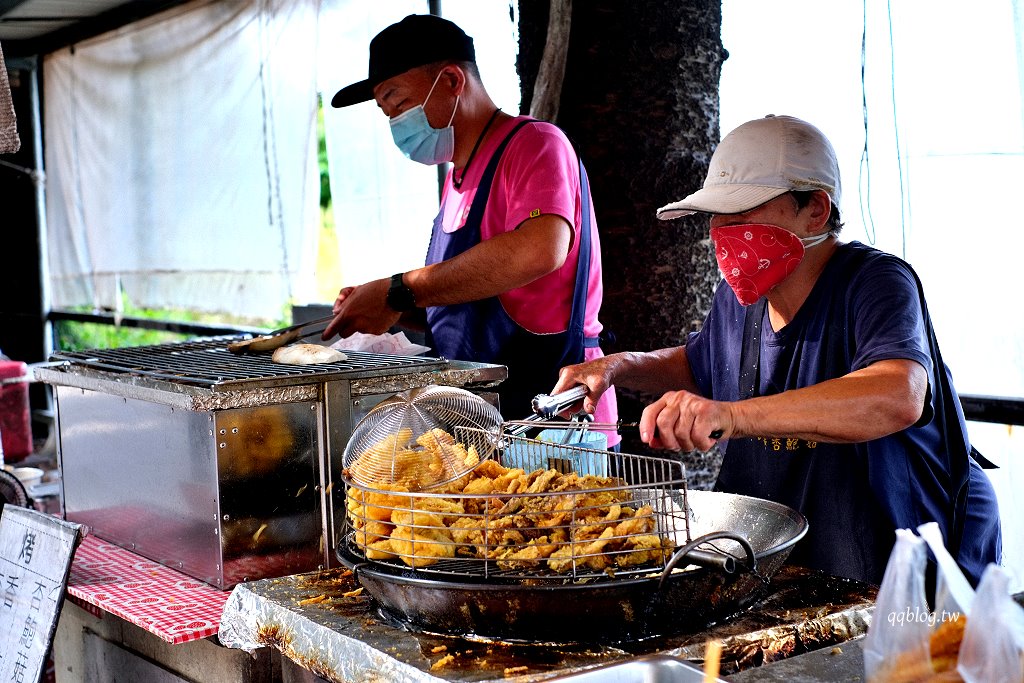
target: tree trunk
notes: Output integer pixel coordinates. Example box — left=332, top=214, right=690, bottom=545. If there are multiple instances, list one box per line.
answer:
left=518, top=0, right=728, bottom=483
left=528, top=0, right=571, bottom=123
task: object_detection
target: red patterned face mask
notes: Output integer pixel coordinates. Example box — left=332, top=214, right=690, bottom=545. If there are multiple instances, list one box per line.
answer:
left=709, top=223, right=829, bottom=306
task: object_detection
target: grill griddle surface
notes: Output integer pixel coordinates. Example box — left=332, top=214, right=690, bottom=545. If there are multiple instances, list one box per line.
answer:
left=52, top=338, right=447, bottom=389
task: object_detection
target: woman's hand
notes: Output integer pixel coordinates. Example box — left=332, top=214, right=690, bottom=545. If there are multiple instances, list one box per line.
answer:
left=551, top=355, right=620, bottom=415
left=640, top=390, right=733, bottom=452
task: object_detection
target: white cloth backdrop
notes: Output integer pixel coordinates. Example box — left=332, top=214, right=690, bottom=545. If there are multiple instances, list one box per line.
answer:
left=44, top=0, right=321, bottom=320
left=318, top=0, right=441, bottom=290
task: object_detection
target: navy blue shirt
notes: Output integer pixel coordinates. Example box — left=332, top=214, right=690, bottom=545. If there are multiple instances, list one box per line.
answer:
left=686, top=241, right=1000, bottom=584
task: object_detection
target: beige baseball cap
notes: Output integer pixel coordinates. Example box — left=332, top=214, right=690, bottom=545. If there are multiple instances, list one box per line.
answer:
left=657, top=114, right=841, bottom=220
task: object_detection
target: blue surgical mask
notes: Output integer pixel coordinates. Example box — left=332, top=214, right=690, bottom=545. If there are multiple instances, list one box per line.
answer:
left=389, top=71, right=459, bottom=165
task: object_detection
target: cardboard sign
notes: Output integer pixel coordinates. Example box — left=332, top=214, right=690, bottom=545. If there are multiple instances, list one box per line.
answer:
left=0, top=507, right=83, bottom=683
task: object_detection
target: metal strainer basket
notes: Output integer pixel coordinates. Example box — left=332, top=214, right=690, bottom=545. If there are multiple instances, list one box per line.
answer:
left=341, top=385, right=503, bottom=491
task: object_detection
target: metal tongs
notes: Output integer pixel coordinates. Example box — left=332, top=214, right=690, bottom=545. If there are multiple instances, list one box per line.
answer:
left=505, top=385, right=724, bottom=442
left=504, top=386, right=612, bottom=438
left=226, top=313, right=336, bottom=354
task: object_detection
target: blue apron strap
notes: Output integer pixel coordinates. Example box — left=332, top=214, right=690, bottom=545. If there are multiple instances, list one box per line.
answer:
left=567, top=159, right=594, bottom=357
left=468, top=119, right=595, bottom=360
left=463, top=119, right=533, bottom=236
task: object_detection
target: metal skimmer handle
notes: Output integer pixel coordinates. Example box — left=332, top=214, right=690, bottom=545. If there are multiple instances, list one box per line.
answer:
left=531, top=387, right=725, bottom=443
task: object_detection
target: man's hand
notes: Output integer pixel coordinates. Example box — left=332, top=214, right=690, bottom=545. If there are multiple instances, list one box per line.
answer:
left=640, top=390, right=733, bottom=452
left=321, top=278, right=400, bottom=340
left=331, top=286, right=356, bottom=314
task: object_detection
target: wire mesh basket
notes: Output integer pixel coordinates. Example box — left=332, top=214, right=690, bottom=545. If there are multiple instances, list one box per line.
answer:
left=343, top=425, right=694, bottom=580
left=341, top=385, right=503, bottom=491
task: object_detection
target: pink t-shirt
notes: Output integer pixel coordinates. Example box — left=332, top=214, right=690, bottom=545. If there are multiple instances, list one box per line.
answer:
left=437, top=116, right=619, bottom=442
left=439, top=116, right=605, bottom=336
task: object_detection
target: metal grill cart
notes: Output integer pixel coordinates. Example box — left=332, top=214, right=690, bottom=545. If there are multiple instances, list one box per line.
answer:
left=35, top=338, right=504, bottom=589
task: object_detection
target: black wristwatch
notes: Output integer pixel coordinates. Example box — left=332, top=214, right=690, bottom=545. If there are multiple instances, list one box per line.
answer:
left=385, top=272, right=417, bottom=312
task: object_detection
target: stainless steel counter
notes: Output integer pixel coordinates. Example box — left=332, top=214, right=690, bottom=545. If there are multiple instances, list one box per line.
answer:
left=37, top=341, right=506, bottom=589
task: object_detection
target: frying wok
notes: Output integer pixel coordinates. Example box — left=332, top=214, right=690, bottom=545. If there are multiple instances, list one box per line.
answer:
left=337, top=490, right=808, bottom=643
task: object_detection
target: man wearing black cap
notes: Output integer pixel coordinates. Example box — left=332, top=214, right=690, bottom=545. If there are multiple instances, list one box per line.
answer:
left=322, top=14, right=618, bottom=433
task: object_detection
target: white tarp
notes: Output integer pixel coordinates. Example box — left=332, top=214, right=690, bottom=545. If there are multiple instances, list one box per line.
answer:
left=43, top=0, right=321, bottom=320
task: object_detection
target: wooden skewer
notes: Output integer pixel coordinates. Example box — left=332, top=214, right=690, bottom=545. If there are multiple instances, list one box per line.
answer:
left=704, top=639, right=722, bottom=682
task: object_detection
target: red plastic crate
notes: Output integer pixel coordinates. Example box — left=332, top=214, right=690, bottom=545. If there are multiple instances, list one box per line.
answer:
left=0, top=360, right=33, bottom=461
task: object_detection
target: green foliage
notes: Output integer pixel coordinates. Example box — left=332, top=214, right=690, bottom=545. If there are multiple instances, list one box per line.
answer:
left=319, top=98, right=331, bottom=209
left=54, top=320, right=185, bottom=351
left=54, top=296, right=290, bottom=352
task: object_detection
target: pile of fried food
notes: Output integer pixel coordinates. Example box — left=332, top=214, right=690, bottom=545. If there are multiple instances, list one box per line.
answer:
left=871, top=614, right=967, bottom=682
left=345, top=427, right=677, bottom=573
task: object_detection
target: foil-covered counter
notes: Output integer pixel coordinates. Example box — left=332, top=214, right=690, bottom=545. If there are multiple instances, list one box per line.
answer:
left=218, top=565, right=876, bottom=682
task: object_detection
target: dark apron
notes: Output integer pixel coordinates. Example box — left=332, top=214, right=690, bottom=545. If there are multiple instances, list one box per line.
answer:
left=424, top=119, right=597, bottom=418
left=715, top=296, right=897, bottom=581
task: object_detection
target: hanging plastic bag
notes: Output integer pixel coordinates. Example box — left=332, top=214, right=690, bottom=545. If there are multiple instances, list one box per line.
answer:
left=916, top=522, right=973, bottom=680
left=864, top=522, right=978, bottom=682
left=864, top=528, right=932, bottom=681
left=957, top=564, right=1024, bottom=683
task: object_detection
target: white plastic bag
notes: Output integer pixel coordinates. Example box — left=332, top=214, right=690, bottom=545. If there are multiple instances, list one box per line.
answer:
left=957, top=564, right=1024, bottom=683
left=917, top=522, right=974, bottom=623
left=864, top=528, right=932, bottom=681
left=330, top=331, right=430, bottom=356
left=864, top=523, right=979, bottom=682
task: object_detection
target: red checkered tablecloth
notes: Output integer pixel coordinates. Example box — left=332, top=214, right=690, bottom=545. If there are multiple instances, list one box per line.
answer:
left=66, top=535, right=230, bottom=644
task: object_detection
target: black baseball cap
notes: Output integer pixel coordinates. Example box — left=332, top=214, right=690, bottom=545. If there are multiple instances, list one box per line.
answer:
left=331, top=14, right=476, bottom=108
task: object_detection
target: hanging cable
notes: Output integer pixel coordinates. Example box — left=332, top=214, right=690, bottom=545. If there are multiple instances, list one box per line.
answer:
left=0, top=158, right=44, bottom=184
left=886, top=0, right=909, bottom=259
left=858, top=0, right=878, bottom=245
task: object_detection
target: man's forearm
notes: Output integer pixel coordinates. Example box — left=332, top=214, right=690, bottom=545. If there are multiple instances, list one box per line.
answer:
left=404, top=215, right=571, bottom=307
left=611, top=347, right=700, bottom=397
left=729, top=359, right=927, bottom=443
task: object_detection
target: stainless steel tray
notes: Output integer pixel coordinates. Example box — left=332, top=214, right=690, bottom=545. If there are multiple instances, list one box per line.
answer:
left=546, top=655, right=725, bottom=682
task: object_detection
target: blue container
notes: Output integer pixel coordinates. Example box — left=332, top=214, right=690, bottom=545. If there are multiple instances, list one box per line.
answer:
left=504, top=428, right=609, bottom=476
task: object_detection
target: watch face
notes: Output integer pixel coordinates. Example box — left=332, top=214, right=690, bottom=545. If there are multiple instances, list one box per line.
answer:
left=388, top=275, right=415, bottom=311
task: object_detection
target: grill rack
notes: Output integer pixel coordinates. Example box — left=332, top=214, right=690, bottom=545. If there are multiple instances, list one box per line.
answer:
left=49, top=337, right=446, bottom=389
left=343, top=426, right=699, bottom=581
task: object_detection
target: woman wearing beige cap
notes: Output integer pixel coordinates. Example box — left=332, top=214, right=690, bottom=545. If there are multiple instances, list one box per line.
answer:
left=553, top=115, right=1001, bottom=586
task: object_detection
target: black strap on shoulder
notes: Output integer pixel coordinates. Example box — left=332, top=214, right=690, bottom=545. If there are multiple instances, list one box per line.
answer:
left=836, top=246, right=979, bottom=558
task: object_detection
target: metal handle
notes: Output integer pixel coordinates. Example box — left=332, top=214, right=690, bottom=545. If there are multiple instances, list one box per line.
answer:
left=531, top=385, right=589, bottom=417
left=265, top=313, right=337, bottom=337
left=657, top=531, right=757, bottom=590
left=528, top=384, right=725, bottom=443
left=616, top=421, right=724, bottom=442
